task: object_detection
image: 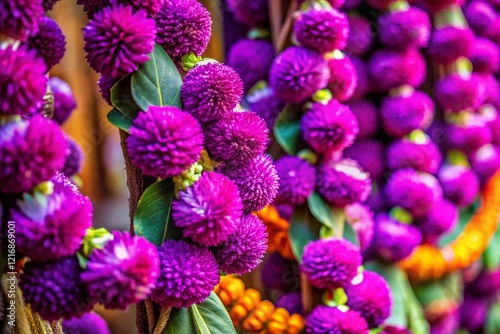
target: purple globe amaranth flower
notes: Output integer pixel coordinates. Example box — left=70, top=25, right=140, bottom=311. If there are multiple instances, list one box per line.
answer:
left=151, top=240, right=219, bottom=308
left=345, top=271, right=392, bottom=327
left=447, top=112, right=493, bottom=154
left=27, top=16, right=66, bottom=70
left=20, top=256, right=95, bottom=321
left=173, top=172, right=243, bottom=246
left=350, top=56, right=371, bottom=100
left=0, top=46, right=47, bottom=116
left=460, top=294, right=488, bottom=333
left=301, top=100, right=359, bottom=154
left=368, top=48, right=426, bottom=92
left=301, top=238, right=361, bottom=290
left=481, top=74, right=500, bottom=108
left=204, top=111, right=268, bottom=165
left=275, top=156, right=316, bottom=206
left=228, top=39, right=275, bottom=92
left=269, top=46, right=330, bottom=104
left=465, top=1, right=497, bottom=37
left=220, top=154, right=279, bottom=212
left=97, top=75, right=121, bottom=106
left=297, top=0, right=345, bottom=8
left=325, top=54, right=358, bottom=102
left=467, top=268, right=500, bottom=297
left=381, top=90, right=434, bottom=138
left=366, top=182, right=388, bottom=213
left=0, top=116, right=67, bottom=194
left=491, top=110, right=500, bottom=146
left=293, top=8, right=349, bottom=54
left=306, top=306, right=369, bottom=334
left=211, top=214, right=267, bottom=275
left=435, top=73, right=487, bottom=113
left=348, top=100, right=379, bottom=140
left=12, top=173, right=92, bottom=261
left=344, top=140, right=385, bottom=182
left=81, top=231, right=160, bottom=310
left=0, top=0, right=44, bottom=40
left=418, top=199, right=458, bottom=244
left=276, top=291, right=303, bottom=315
left=345, top=202, right=374, bottom=252
left=345, top=14, right=373, bottom=56
left=379, top=7, right=430, bottom=51
left=182, top=62, right=243, bottom=122
left=75, top=0, right=108, bottom=18
left=126, top=105, right=204, bottom=179
left=469, top=37, right=500, bottom=74
left=387, top=134, right=442, bottom=174
left=227, top=0, right=268, bottom=27
left=470, top=144, right=500, bottom=182
left=430, top=307, right=461, bottom=334
left=247, top=86, right=285, bottom=130
left=84, top=5, right=156, bottom=77
left=317, top=158, right=372, bottom=208
left=439, top=164, right=480, bottom=208
left=63, top=313, right=111, bottom=334
left=428, top=27, right=474, bottom=64
left=371, top=213, right=423, bottom=262
left=156, top=0, right=212, bottom=59
left=61, top=136, right=84, bottom=177
left=49, top=77, right=77, bottom=125
left=78, top=0, right=163, bottom=19
left=261, top=252, right=300, bottom=292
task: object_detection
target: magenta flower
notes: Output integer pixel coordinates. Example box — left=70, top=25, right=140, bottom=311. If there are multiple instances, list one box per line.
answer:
left=345, top=14, right=373, bottom=56
left=63, top=313, right=110, bottom=334
left=49, top=77, right=77, bottom=125
left=469, top=37, right=500, bottom=74
left=435, top=73, right=486, bottom=113
left=470, top=144, right=500, bottom=182
left=379, top=7, right=430, bottom=51
left=350, top=56, right=371, bottom=100
left=261, top=252, right=300, bottom=292
left=97, top=75, right=121, bottom=106
left=27, top=16, right=66, bottom=70
left=306, top=306, right=368, bottom=334
left=348, top=100, right=379, bottom=140
left=227, top=0, right=268, bottom=27
left=248, top=86, right=285, bottom=130
left=447, top=113, right=493, bottom=154
left=418, top=199, right=458, bottom=244
left=387, top=135, right=442, bottom=174
left=344, top=140, right=385, bottom=182
left=465, top=1, right=497, bottom=37
left=428, top=27, right=474, bottom=64
left=275, top=156, right=316, bottom=206
left=439, top=164, right=480, bottom=208
left=345, top=202, right=375, bottom=252
left=61, top=136, right=84, bottom=177
left=276, top=291, right=303, bottom=316
left=326, top=55, right=358, bottom=102
left=0, top=0, right=44, bottom=40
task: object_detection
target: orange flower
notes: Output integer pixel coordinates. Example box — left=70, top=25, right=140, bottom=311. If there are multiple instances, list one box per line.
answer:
left=256, top=206, right=295, bottom=260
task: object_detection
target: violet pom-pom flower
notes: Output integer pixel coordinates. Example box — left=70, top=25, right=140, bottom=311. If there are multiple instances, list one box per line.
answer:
left=247, top=86, right=285, bottom=130
left=435, top=73, right=486, bottom=113
left=306, top=306, right=369, bottom=334
left=467, top=268, right=500, bottom=297
left=220, top=154, right=279, bottom=212
left=84, top=6, right=156, bottom=77
left=345, top=203, right=374, bottom=252
left=465, top=1, right=496, bottom=37
left=428, top=27, right=474, bottom=64
left=275, top=156, right=316, bottom=206
left=301, top=238, right=361, bottom=290
left=470, top=144, right=500, bottom=182
left=379, top=7, right=430, bottom=51
left=49, top=77, right=77, bottom=125
left=97, top=76, right=121, bottom=106
left=350, top=56, right=371, bottom=100
left=20, top=256, right=94, bottom=321
left=439, top=164, right=480, bottom=207
left=211, top=214, right=267, bottom=275
left=276, top=291, right=303, bottom=315
left=269, top=46, right=330, bottom=104
left=151, top=240, right=219, bottom=308
left=386, top=169, right=443, bottom=219
left=348, top=100, right=379, bottom=139
left=156, top=0, right=212, bottom=59
left=261, top=252, right=300, bottom=292
left=418, top=199, right=458, bottom=244
left=0, top=116, right=67, bottom=194
left=182, top=63, right=243, bottom=122
left=81, top=231, right=159, bottom=310
left=63, top=313, right=111, bottom=334
left=460, top=295, right=488, bottom=333
left=345, top=271, right=392, bottom=327
left=0, top=46, right=47, bottom=116
left=227, top=0, right=268, bottom=28
left=326, top=54, right=358, bottom=102
left=0, top=0, right=44, bottom=40
left=317, top=159, right=372, bottom=208
left=293, top=9, right=349, bottom=54
left=469, top=37, right=500, bottom=74
left=387, top=135, right=441, bottom=174
left=301, top=100, right=359, bottom=154
left=126, top=105, right=204, bottom=179
left=62, top=136, right=84, bottom=177
left=204, top=111, right=268, bottom=164
left=27, top=17, right=66, bottom=70
left=344, top=140, right=385, bottom=181
left=447, top=113, right=493, bottom=153
left=228, top=39, right=275, bottom=92
left=173, top=172, right=242, bottom=246
left=345, top=15, right=373, bottom=56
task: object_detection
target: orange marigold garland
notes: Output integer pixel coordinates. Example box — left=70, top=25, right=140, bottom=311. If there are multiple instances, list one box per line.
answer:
left=256, top=206, right=295, bottom=260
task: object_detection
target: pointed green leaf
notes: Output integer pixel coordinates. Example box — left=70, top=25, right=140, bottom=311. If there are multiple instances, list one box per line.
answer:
left=308, top=192, right=345, bottom=238
left=107, top=108, right=133, bottom=132
left=131, top=44, right=183, bottom=110
left=402, top=275, right=430, bottom=334
left=110, top=75, right=141, bottom=119
left=343, top=222, right=359, bottom=247
left=274, top=105, right=304, bottom=155
left=288, top=206, right=316, bottom=262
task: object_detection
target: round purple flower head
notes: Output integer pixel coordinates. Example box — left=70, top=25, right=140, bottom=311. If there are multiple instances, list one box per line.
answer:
left=326, top=54, right=358, bottom=102
left=276, top=291, right=303, bottom=315
left=301, top=238, right=361, bottom=290
left=261, top=252, right=300, bottom=292
left=317, top=158, right=372, bottom=208
left=0, top=46, right=47, bottom=116
left=81, top=231, right=160, bottom=310
left=220, top=154, right=279, bottom=212
left=211, top=214, right=267, bottom=275
left=297, top=0, right=345, bottom=8
left=49, top=77, right=77, bottom=125
left=228, top=39, right=275, bottom=92
left=386, top=169, right=443, bottom=219
left=27, top=17, right=66, bottom=70
left=345, top=14, right=373, bottom=56
left=470, top=144, right=500, bottom=182
left=430, top=308, right=460, bottom=334
left=294, top=9, right=349, bottom=54
left=0, top=0, right=44, bottom=40
left=491, top=111, right=500, bottom=146
left=350, top=56, right=371, bottom=100
left=387, top=134, right=442, bottom=174
left=465, top=1, right=497, bottom=37
left=371, top=213, right=423, bottom=262
left=482, top=74, right=500, bottom=108
left=156, top=0, right=212, bottom=59
left=418, top=199, right=458, bottom=244
left=248, top=86, right=285, bottom=130
left=275, top=156, right=316, bottom=206
left=428, top=27, right=474, bottom=64
left=12, top=173, right=92, bottom=261
left=62, top=136, right=84, bottom=177
left=345, top=203, right=375, bottom=252
left=460, top=295, right=488, bottom=333
left=269, top=46, right=330, bottom=104
left=467, top=268, right=500, bottom=297
left=345, top=271, right=392, bottom=327
left=78, top=0, right=163, bottom=18
left=366, top=183, right=388, bottom=213
left=469, top=37, right=500, bottom=74
left=439, top=164, right=480, bottom=208
left=0, top=116, right=67, bottom=194
left=435, top=73, right=486, bottom=113
left=301, top=100, right=359, bottom=154
left=173, top=172, right=242, bottom=246
left=182, top=62, right=243, bottom=122
left=204, top=111, right=268, bottom=164
left=151, top=240, right=220, bottom=308
left=381, top=90, right=434, bottom=138
left=306, top=306, right=368, bottom=334
left=126, top=105, right=204, bottom=179
left=379, top=7, right=430, bottom=51
left=447, top=113, right=493, bottom=153
left=97, top=76, right=121, bottom=106
left=344, top=140, right=385, bottom=182
left=227, top=0, right=268, bottom=27
left=20, top=256, right=94, bottom=321
left=63, top=313, right=111, bottom=334
left=84, top=6, right=156, bottom=77
left=348, top=100, right=379, bottom=139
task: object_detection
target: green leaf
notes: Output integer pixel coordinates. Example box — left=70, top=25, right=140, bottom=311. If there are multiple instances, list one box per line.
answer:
left=164, top=293, right=236, bottom=334
left=486, top=302, right=500, bottom=334
left=133, top=179, right=178, bottom=246
left=288, top=206, right=316, bottom=262
left=343, top=222, right=359, bottom=247
left=402, top=275, right=430, bottom=334
left=110, top=75, right=140, bottom=119
left=107, top=108, right=133, bottom=132
left=131, top=44, right=182, bottom=110
left=484, top=217, right=500, bottom=270
left=274, top=105, right=304, bottom=155
left=413, top=272, right=461, bottom=307
left=307, top=192, right=345, bottom=238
